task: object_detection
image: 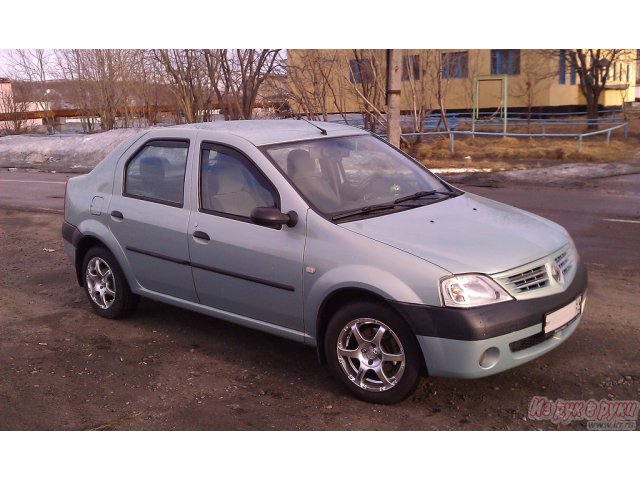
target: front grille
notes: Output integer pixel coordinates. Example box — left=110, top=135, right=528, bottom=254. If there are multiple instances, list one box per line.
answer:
left=509, top=316, right=578, bottom=352
left=504, top=265, right=549, bottom=294
left=492, top=244, right=576, bottom=299
left=509, top=332, right=547, bottom=352
left=555, top=250, right=574, bottom=275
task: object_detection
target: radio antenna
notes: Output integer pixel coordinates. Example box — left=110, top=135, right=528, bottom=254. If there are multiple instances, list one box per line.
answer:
left=299, top=116, right=327, bottom=136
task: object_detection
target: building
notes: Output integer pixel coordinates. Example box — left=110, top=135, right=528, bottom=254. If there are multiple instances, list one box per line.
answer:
left=0, top=77, right=12, bottom=102
left=0, top=78, right=51, bottom=133
left=286, top=49, right=638, bottom=117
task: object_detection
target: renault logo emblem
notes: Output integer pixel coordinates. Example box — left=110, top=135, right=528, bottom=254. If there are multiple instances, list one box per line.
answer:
left=550, top=262, right=564, bottom=285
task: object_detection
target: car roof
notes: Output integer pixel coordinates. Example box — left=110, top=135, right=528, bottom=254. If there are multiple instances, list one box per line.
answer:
left=148, top=120, right=369, bottom=146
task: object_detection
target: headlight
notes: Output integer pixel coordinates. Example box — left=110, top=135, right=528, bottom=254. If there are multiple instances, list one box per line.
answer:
left=440, top=274, right=513, bottom=308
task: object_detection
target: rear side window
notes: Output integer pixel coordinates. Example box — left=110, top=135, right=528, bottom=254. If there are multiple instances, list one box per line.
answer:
left=124, top=140, right=189, bottom=206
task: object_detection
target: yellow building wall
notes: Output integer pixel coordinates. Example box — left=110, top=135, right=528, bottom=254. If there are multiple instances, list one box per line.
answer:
left=286, top=49, right=637, bottom=115
left=546, top=50, right=637, bottom=108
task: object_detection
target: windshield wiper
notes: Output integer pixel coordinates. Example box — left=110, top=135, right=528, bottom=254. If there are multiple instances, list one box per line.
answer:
left=332, top=203, right=403, bottom=221
left=393, top=189, right=458, bottom=205
left=332, top=189, right=459, bottom=221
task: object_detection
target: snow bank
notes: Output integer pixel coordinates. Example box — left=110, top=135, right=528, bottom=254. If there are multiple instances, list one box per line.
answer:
left=493, top=163, right=640, bottom=184
left=0, top=129, right=144, bottom=171
left=443, top=162, right=640, bottom=186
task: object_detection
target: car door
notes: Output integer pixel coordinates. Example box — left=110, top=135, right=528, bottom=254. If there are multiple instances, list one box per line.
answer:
left=188, top=141, right=305, bottom=331
left=108, top=134, right=198, bottom=302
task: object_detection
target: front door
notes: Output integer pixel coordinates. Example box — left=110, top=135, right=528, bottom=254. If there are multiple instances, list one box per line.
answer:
left=188, top=142, right=305, bottom=331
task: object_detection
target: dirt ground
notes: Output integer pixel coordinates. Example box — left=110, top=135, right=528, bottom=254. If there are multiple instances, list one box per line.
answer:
left=1, top=208, right=638, bottom=431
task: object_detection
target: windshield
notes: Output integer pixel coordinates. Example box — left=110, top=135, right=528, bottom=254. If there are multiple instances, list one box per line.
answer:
left=262, top=134, right=454, bottom=217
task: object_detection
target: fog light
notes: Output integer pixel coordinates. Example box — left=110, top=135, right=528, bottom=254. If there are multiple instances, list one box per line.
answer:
left=479, top=347, right=500, bottom=369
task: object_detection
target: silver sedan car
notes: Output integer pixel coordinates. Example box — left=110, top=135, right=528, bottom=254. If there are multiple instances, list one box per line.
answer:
left=62, top=120, right=587, bottom=404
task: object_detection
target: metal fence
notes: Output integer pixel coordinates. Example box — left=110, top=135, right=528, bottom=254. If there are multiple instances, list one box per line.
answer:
left=331, top=109, right=635, bottom=153
left=400, top=122, right=629, bottom=153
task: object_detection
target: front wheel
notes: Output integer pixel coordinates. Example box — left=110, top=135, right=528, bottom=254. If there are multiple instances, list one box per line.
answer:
left=325, top=301, right=422, bottom=404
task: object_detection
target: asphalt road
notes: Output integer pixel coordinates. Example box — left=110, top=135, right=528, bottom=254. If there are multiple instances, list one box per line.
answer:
left=0, top=170, right=73, bottom=213
left=1, top=169, right=638, bottom=274
left=462, top=176, right=640, bottom=274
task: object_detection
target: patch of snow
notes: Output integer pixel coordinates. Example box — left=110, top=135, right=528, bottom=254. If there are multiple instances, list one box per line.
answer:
left=0, top=128, right=144, bottom=171
left=495, top=163, right=640, bottom=183
left=431, top=167, right=493, bottom=174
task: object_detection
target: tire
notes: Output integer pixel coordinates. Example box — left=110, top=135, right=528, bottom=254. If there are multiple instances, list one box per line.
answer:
left=82, top=246, right=138, bottom=319
left=325, top=300, right=422, bottom=404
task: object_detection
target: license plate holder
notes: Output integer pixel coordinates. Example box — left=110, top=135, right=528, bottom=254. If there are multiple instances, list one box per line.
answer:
left=544, top=295, right=583, bottom=334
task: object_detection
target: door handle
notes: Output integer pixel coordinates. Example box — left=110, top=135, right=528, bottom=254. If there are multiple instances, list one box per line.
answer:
left=110, top=210, right=124, bottom=219
left=193, top=230, right=210, bottom=241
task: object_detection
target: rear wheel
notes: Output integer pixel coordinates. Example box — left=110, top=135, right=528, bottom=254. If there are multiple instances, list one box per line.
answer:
left=325, top=301, right=421, bottom=404
left=82, top=246, right=138, bottom=319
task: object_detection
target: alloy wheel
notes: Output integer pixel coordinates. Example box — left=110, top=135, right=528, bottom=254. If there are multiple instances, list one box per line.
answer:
left=336, top=318, right=406, bottom=392
left=85, top=257, right=116, bottom=310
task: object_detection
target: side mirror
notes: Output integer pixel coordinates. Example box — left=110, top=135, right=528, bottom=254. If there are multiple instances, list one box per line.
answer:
left=250, top=207, right=298, bottom=228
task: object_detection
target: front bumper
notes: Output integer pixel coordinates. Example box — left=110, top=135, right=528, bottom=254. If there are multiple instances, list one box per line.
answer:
left=391, top=261, right=588, bottom=378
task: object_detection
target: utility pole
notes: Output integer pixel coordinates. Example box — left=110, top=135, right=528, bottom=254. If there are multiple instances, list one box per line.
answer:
left=386, top=49, right=402, bottom=147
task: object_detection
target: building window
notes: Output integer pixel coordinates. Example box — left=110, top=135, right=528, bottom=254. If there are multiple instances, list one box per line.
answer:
left=442, top=51, right=468, bottom=79
left=569, top=52, right=577, bottom=85
left=402, top=55, right=420, bottom=81
left=349, top=59, right=374, bottom=84
left=559, top=49, right=566, bottom=84
left=490, top=49, right=520, bottom=75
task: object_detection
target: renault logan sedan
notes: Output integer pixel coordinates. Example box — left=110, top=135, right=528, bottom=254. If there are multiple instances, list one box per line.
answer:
left=62, top=120, right=587, bottom=404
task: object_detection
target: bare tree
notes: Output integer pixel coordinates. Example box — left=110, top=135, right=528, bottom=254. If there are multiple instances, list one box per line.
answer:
left=348, top=49, right=387, bottom=132
left=511, top=51, right=556, bottom=132
left=133, top=50, right=166, bottom=127
left=428, top=50, right=465, bottom=134
left=287, top=49, right=344, bottom=121
left=6, top=49, right=57, bottom=133
left=403, top=51, right=434, bottom=140
left=211, top=49, right=282, bottom=120
left=153, top=49, right=213, bottom=124
left=88, top=49, right=125, bottom=131
left=55, top=49, right=146, bottom=131
left=553, top=49, right=635, bottom=128
left=0, top=83, right=30, bottom=135
left=55, top=49, right=98, bottom=132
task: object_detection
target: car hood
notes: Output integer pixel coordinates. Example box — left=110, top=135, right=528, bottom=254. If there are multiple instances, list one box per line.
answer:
left=339, top=192, right=569, bottom=274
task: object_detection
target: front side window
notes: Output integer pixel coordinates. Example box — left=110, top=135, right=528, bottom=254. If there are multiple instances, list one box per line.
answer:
left=263, top=135, right=453, bottom=219
left=124, top=140, right=189, bottom=206
left=200, top=144, right=277, bottom=219
left=490, top=49, right=520, bottom=75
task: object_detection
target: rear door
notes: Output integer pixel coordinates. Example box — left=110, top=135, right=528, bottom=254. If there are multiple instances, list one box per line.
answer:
left=108, top=134, right=197, bottom=302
